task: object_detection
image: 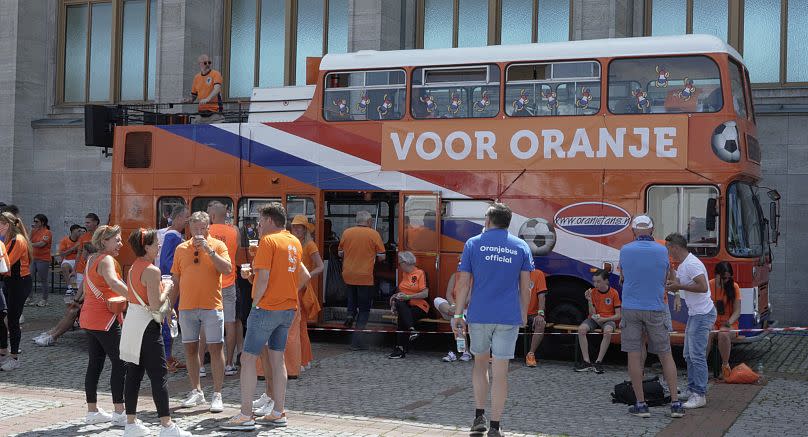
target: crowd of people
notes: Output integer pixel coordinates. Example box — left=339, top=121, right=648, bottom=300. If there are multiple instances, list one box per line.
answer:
left=0, top=200, right=746, bottom=436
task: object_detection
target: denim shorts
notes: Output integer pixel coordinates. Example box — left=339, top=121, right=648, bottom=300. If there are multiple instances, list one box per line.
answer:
left=179, top=309, right=224, bottom=344
left=243, top=308, right=296, bottom=355
left=468, top=323, right=520, bottom=360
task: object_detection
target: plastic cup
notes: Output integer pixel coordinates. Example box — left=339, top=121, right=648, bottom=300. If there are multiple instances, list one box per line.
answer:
left=248, top=239, right=258, bottom=247
left=161, top=275, right=173, bottom=288
left=240, top=263, right=252, bottom=272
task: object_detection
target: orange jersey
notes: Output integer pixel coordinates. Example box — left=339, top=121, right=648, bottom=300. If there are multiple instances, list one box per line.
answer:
left=31, top=228, right=53, bottom=261
left=590, top=287, right=621, bottom=318
left=3, top=234, right=31, bottom=277
left=75, top=232, right=94, bottom=274
left=301, top=239, right=319, bottom=271
left=80, top=254, right=123, bottom=331
left=209, top=223, right=238, bottom=288
left=527, top=269, right=548, bottom=315
left=339, top=226, right=385, bottom=286
left=710, top=278, right=741, bottom=329
left=171, top=237, right=229, bottom=310
left=398, top=268, right=429, bottom=313
left=191, top=70, right=223, bottom=113
left=58, top=236, right=80, bottom=261
left=252, top=230, right=303, bottom=311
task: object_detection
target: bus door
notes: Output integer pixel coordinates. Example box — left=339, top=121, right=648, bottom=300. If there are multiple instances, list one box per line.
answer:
left=399, top=192, right=442, bottom=314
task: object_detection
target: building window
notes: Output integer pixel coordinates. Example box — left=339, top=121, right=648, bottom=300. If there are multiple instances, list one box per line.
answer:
left=422, top=0, right=570, bottom=48
left=59, top=0, right=157, bottom=104
left=647, top=0, right=808, bottom=84
left=225, top=0, right=349, bottom=97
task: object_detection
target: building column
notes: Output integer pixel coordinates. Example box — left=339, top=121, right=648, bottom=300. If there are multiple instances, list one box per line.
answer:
left=572, top=0, right=644, bottom=40
left=349, top=0, right=415, bottom=52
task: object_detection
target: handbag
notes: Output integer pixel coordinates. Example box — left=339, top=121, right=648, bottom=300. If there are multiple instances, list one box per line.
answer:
left=85, top=255, right=128, bottom=315
left=128, top=268, right=171, bottom=324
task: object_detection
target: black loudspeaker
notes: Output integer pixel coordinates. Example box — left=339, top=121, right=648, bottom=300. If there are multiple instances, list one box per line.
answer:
left=84, top=104, right=117, bottom=148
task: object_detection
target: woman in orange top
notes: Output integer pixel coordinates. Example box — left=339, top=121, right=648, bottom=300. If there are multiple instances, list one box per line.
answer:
left=29, top=214, right=53, bottom=307
left=388, top=251, right=430, bottom=359
left=291, top=215, right=324, bottom=370
left=121, top=229, right=191, bottom=436
left=79, top=225, right=129, bottom=425
left=708, top=261, right=741, bottom=379
left=0, top=212, right=33, bottom=370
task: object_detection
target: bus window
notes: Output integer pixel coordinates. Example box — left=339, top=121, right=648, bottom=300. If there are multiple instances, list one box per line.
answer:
left=608, top=56, right=723, bottom=114
left=237, top=197, right=281, bottom=246
left=191, top=197, right=234, bottom=224
left=156, top=197, right=186, bottom=229
left=440, top=199, right=491, bottom=252
left=323, top=69, right=406, bottom=121
left=727, top=182, right=764, bottom=258
left=728, top=60, right=748, bottom=119
left=403, top=195, right=440, bottom=252
left=411, top=65, right=500, bottom=119
left=325, top=201, right=392, bottom=244
left=646, top=185, right=719, bottom=256
left=505, top=61, right=600, bottom=117
left=286, top=195, right=316, bottom=228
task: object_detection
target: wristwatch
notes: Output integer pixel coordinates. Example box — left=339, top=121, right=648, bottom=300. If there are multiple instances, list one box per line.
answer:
left=208, top=249, right=215, bottom=256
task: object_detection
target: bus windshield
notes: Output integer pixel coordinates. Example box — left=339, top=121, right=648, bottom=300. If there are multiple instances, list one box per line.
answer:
left=727, top=182, right=764, bottom=258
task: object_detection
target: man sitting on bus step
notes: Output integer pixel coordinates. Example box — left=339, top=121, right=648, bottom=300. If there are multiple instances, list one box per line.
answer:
left=575, top=269, right=622, bottom=374
left=525, top=268, right=548, bottom=367
left=339, top=211, right=386, bottom=350
left=184, top=54, right=224, bottom=124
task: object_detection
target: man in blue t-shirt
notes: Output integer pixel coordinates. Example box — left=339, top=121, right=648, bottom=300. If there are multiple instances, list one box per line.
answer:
left=452, top=202, right=532, bottom=437
left=619, top=214, right=683, bottom=419
left=158, top=205, right=189, bottom=370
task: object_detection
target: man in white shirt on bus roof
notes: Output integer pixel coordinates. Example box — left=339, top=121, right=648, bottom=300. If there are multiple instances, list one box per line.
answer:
left=665, top=232, right=716, bottom=410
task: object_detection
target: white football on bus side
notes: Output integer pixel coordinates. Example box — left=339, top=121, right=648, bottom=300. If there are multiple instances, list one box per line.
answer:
left=711, top=121, right=741, bottom=163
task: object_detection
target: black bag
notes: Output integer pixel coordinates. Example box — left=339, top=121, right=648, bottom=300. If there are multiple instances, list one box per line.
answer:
left=611, top=376, right=671, bottom=407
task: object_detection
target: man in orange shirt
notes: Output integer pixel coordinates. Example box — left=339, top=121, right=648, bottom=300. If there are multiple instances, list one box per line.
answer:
left=221, top=203, right=310, bottom=431
left=185, top=54, right=224, bottom=124
left=73, top=213, right=100, bottom=296
left=524, top=268, right=548, bottom=367
left=339, top=210, right=386, bottom=350
left=170, top=211, right=232, bottom=414
left=57, top=224, right=83, bottom=289
left=207, top=201, right=242, bottom=376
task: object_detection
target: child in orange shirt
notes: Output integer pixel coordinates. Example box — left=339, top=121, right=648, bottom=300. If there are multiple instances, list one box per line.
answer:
left=575, top=269, right=621, bottom=374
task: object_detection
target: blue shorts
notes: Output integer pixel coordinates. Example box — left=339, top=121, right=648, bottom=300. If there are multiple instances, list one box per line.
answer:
left=179, top=309, right=224, bottom=344
left=468, top=323, right=519, bottom=360
left=243, top=308, right=296, bottom=355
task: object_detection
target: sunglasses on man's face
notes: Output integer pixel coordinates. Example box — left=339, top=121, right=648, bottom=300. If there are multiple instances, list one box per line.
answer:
left=201, top=61, right=211, bottom=65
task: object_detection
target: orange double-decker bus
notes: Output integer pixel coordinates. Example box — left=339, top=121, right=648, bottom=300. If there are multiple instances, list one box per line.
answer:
left=108, top=34, right=779, bottom=337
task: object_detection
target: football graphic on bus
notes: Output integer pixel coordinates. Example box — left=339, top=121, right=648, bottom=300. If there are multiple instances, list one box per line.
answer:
left=711, top=121, right=741, bottom=163
left=518, top=218, right=557, bottom=256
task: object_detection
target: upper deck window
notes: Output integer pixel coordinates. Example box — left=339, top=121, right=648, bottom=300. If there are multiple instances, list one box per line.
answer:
left=323, top=69, right=406, bottom=121
left=411, top=65, right=500, bottom=119
left=728, top=60, right=748, bottom=119
left=505, top=61, right=600, bottom=117
left=608, top=56, right=723, bottom=115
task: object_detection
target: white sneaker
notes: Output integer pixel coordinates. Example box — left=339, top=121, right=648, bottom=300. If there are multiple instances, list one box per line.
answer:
left=442, top=351, right=457, bottom=362
left=252, top=392, right=273, bottom=409
left=32, top=332, right=48, bottom=342
left=300, top=365, right=306, bottom=373
left=683, top=393, right=707, bottom=409
left=1, top=357, right=20, bottom=371
left=199, top=366, right=206, bottom=378
left=159, top=423, right=192, bottom=437
left=224, top=365, right=238, bottom=376
left=112, top=411, right=127, bottom=427
left=305, top=362, right=312, bottom=370
left=123, top=419, right=150, bottom=437
left=35, top=335, right=54, bottom=347
left=180, top=389, right=206, bottom=408
left=678, top=389, right=692, bottom=401
left=254, top=398, right=275, bottom=416
left=85, top=408, right=113, bottom=424
left=209, top=392, right=224, bottom=413
left=460, top=352, right=472, bottom=362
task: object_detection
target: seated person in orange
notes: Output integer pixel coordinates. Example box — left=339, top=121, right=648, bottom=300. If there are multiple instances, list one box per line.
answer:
left=707, top=261, right=741, bottom=380
left=388, top=251, right=429, bottom=359
left=434, top=269, right=471, bottom=362
left=524, top=268, right=549, bottom=367
left=575, top=269, right=621, bottom=374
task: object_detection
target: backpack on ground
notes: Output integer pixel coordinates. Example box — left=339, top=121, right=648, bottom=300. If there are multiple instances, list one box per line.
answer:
left=611, top=376, right=671, bottom=406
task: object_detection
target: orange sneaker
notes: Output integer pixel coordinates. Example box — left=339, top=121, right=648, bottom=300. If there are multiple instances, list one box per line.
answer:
left=526, top=352, right=537, bottom=367
left=722, top=364, right=731, bottom=380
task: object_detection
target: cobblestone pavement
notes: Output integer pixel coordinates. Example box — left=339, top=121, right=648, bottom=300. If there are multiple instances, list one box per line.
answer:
left=725, top=379, right=808, bottom=437
left=3, top=301, right=808, bottom=436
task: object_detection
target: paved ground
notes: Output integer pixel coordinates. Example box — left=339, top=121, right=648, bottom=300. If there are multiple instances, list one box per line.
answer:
left=2, top=299, right=808, bottom=436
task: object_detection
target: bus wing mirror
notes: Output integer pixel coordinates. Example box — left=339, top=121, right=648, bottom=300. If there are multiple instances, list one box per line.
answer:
left=770, top=201, right=781, bottom=245
left=705, top=198, right=718, bottom=232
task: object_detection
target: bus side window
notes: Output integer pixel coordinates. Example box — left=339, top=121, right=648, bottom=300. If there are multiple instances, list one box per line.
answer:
left=411, top=65, right=500, bottom=120
left=323, top=69, right=405, bottom=122
left=237, top=198, right=281, bottom=247
left=156, top=197, right=186, bottom=229
left=505, top=61, right=600, bottom=117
